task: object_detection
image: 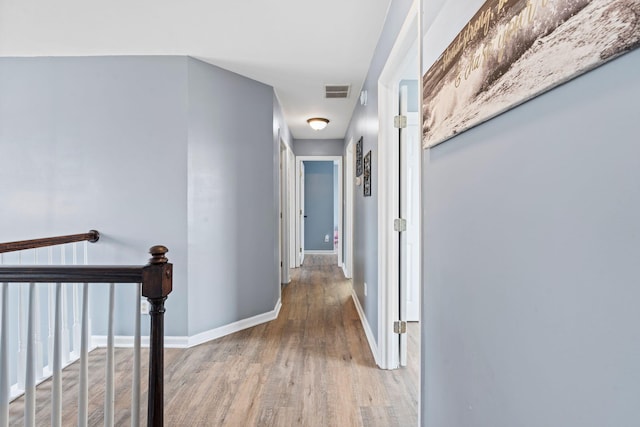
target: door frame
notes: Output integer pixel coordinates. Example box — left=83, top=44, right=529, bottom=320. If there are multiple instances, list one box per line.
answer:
left=296, top=156, right=343, bottom=267
left=344, top=139, right=355, bottom=279
left=377, top=0, right=420, bottom=370
left=279, top=139, right=292, bottom=284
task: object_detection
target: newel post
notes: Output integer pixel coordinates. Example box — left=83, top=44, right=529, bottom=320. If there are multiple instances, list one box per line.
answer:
left=142, top=245, right=173, bottom=427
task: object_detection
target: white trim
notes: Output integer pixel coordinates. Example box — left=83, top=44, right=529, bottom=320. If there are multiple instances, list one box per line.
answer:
left=92, top=299, right=282, bottom=349
left=304, top=250, right=336, bottom=255
left=377, top=0, right=420, bottom=370
left=187, top=299, right=281, bottom=347
left=341, top=265, right=350, bottom=279
left=351, top=289, right=380, bottom=367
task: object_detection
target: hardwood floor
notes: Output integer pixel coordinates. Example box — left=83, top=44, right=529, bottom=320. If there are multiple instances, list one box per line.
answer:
left=9, top=255, right=419, bottom=426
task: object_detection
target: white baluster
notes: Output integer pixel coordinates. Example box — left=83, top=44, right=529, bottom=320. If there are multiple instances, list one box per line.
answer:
left=83, top=242, right=92, bottom=349
left=0, top=282, right=9, bottom=427
left=48, top=248, right=55, bottom=377
left=60, top=248, right=70, bottom=365
left=33, top=251, right=43, bottom=380
left=72, top=243, right=81, bottom=357
left=24, top=283, right=36, bottom=427
left=52, top=283, right=62, bottom=427
left=17, top=286, right=27, bottom=390
left=17, top=253, right=26, bottom=390
left=78, top=283, right=89, bottom=427
left=104, top=283, right=115, bottom=427
left=131, top=284, right=141, bottom=427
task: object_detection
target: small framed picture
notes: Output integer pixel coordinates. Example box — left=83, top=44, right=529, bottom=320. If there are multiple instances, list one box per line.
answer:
left=356, top=137, right=363, bottom=177
left=363, top=150, right=371, bottom=197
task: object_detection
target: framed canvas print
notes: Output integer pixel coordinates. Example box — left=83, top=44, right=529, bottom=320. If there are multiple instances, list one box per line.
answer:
left=356, top=137, right=364, bottom=177
left=363, top=150, right=371, bottom=197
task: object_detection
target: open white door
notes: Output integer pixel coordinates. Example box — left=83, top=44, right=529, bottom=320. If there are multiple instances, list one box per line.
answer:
left=299, top=161, right=305, bottom=266
left=288, top=149, right=297, bottom=269
left=400, top=86, right=421, bottom=322
left=344, top=139, right=354, bottom=278
left=399, top=84, right=421, bottom=367
left=377, top=0, right=420, bottom=370
left=279, top=142, right=290, bottom=284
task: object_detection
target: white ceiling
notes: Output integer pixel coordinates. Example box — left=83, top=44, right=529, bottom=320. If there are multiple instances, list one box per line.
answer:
left=0, top=0, right=393, bottom=140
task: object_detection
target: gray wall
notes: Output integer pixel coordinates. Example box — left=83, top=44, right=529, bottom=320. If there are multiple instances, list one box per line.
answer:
left=186, top=58, right=280, bottom=335
left=421, top=24, right=640, bottom=427
left=303, top=161, right=335, bottom=251
left=343, top=0, right=414, bottom=344
left=293, top=138, right=344, bottom=156
left=0, top=56, right=190, bottom=336
left=0, top=56, right=284, bottom=341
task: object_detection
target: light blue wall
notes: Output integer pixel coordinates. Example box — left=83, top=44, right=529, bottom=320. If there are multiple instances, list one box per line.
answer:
left=421, top=31, right=640, bottom=427
left=0, top=56, right=284, bottom=342
left=344, top=0, right=414, bottom=344
left=0, top=56, right=190, bottom=337
left=186, top=58, right=280, bottom=336
left=303, top=161, right=335, bottom=251
left=293, top=138, right=344, bottom=156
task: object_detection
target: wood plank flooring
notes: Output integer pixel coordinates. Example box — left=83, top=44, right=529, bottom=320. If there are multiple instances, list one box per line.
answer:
left=9, top=254, right=419, bottom=426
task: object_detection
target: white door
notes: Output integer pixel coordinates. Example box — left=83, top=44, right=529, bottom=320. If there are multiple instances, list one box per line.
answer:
left=280, top=143, right=290, bottom=284
left=401, top=86, right=421, bottom=322
left=288, top=149, right=297, bottom=269
left=399, top=83, right=421, bottom=366
left=344, top=140, right=354, bottom=278
left=299, top=161, right=305, bottom=265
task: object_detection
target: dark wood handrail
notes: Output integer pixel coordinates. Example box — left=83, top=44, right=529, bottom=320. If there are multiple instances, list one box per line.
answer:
left=0, top=230, right=100, bottom=254
left=0, top=244, right=172, bottom=427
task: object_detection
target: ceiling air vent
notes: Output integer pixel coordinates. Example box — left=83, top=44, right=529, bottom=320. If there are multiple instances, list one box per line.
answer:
left=325, top=84, right=351, bottom=99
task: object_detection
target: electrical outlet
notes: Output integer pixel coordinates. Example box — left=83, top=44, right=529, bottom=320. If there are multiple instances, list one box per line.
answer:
left=324, top=234, right=330, bottom=243
left=364, top=282, right=368, bottom=296
left=140, top=298, right=149, bottom=315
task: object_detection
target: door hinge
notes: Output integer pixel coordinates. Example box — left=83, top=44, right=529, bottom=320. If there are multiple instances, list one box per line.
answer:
left=394, top=115, right=407, bottom=129
left=300, top=247, right=302, bottom=253
left=393, top=320, right=407, bottom=334
left=394, top=218, right=407, bottom=232
left=280, top=261, right=283, bottom=267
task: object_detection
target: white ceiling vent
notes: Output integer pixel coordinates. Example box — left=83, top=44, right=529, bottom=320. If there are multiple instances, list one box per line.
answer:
left=325, top=84, right=351, bottom=99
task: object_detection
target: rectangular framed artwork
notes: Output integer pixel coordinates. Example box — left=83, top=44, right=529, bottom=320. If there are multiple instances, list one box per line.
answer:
left=422, top=0, right=640, bottom=148
left=363, top=150, right=371, bottom=197
left=356, top=137, right=364, bottom=177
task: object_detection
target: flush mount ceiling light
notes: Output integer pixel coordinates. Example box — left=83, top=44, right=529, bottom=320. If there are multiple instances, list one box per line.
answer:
left=307, top=117, right=329, bottom=130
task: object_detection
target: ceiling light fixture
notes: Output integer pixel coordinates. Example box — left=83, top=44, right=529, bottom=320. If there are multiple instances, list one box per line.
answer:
left=307, top=117, right=329, bottom=131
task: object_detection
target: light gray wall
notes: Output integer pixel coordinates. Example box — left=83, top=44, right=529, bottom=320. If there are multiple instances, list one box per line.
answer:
left=0, top=56, right=190, bottom=336
left=0, top=55, right=284, bottom=341
left=343, top=0, right=414, bottom=344
left=186, top=58, right=280, bottom=335
left=421, top=34, right=640, bottom=427
left=303, top=161, right=335, bottom=251
left=293, top=138, right=344, bottom=156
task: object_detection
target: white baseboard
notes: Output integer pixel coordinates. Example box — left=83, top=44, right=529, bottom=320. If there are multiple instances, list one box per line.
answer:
left=342, top=265, right=351, bottom=279
left=186, top=298, right=281, bottom=347
left=304, top=250, right=336, bottom=254
left=92, top=298, right=282, bottom=349
left=350, top=289, right=380, bottom=367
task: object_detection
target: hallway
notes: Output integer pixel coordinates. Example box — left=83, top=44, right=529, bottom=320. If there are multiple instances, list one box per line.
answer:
left=8, top=255, right=418, bottom=426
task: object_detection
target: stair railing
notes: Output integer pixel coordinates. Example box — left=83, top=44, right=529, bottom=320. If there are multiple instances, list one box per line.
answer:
left=0, top=232, right=172, bottom=427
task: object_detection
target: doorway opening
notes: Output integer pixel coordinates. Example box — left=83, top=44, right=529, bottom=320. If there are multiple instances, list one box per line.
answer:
left=377, top=1, right=421, bottom=370
left=279, top=139, right=294, bottom=286
left=295, top=156, right=343, bottom=267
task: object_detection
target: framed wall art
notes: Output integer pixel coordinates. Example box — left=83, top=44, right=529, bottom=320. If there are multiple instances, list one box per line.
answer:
left=422, top=0, right=640, bottom=148
left=363, top=150, right=371, bottom=197
left=356, top=137, right=363, bottom=177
